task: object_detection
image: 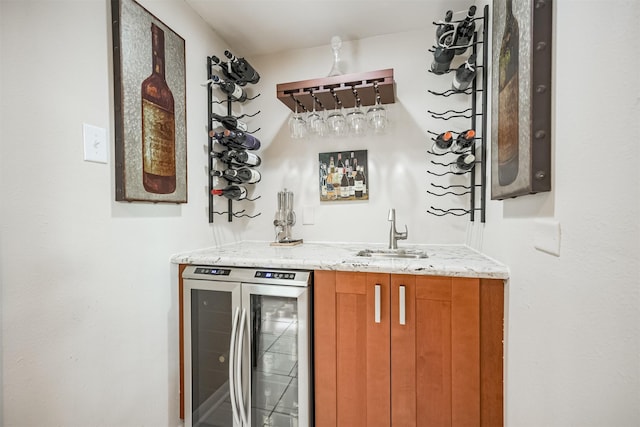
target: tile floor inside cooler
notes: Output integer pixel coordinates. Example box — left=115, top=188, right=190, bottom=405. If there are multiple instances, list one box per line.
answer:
left=252, top=297, right=300, bottom=426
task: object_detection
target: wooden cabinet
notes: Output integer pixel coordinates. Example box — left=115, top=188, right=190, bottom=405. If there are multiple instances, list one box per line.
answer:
left=314, top=270, right=504, bottom=427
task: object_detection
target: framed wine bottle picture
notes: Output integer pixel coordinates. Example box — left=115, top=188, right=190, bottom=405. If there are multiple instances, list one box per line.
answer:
left=490, top=0, right=552, bottom=200
left=318, top=150, right=368, bottom=202
left=111, top=0, right=187, bottom=203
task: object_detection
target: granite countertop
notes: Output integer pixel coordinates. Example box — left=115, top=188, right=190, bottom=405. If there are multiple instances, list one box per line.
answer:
left=171, top=241, right=509, bottom=279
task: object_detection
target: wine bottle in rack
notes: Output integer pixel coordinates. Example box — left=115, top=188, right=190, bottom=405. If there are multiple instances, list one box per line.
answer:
left=435, top=10, right=455, bottom=46
left=210, top=113, right=249, bottom=132
left=211, top=149, right=262, bottom=167
left=210, top=129, right=261, bottom=150
left=430, top=35, right=455, bottom=75
left=453, top=5, right=477, bottom=55
left=452, top=53, right=477, bottom=92
left=211, top=55, right=246, bottom=85
left=210, top=75, right=247, bottom=102
left=451, top=153, right=476, bottom=174
left=432, top=131, right=454, bottom=154
left=211, top=185, right=248, bottom=200
left=452, top=129, right=476, bottom=153
left=212, top=167, right=262, bottom=184
left=224, top=50, right=260, bottom=84
left=498, top=0, right=520, bottom=186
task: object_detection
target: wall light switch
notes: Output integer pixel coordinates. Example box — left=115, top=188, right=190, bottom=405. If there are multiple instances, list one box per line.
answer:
left=83, top=123, right=108, bottom=163
left=534, top=218, right=561, bottom=257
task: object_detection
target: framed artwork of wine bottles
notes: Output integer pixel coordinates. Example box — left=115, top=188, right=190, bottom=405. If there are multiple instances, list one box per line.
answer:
left=490, top=0, right=552, bottom=200
left=111, top=0, right=188, bottom=203
left=318, top=150, right=368, bottom=202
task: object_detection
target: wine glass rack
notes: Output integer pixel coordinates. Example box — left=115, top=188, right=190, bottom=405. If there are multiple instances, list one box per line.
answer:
left=206, top=54, right=262, bottom=223
left=426, top=4, right=488, bottom=223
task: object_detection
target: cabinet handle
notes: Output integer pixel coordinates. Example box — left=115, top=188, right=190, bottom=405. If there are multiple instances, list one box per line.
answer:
left=399, top=285, right=406, bottom=326
left=374, top=284, right=381, bottom=324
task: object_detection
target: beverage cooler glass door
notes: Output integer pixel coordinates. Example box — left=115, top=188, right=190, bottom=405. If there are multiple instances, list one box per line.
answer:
left=183, top=279, right=242, bottom=427
left=240, top=283, right=311, bottom=427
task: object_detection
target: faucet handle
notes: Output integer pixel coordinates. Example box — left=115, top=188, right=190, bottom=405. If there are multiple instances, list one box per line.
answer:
left=398, top=225, right=408, bottom=240
left=388, top=208, right=396, bottom=222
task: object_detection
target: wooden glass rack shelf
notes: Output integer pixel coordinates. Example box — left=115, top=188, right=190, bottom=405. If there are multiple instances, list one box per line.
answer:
left=276, top=68, right=395, bottom=112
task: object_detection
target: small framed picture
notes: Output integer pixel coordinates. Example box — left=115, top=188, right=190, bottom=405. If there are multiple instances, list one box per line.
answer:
left=318, top=150, right=368, bottom=202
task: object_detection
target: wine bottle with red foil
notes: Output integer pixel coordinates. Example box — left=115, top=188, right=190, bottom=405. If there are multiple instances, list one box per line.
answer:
left=141, top=23, right=176, bottom=194
left=452, top=53, right=477, bottom=92
left=498, top=0, right=520, bottom=186
left=435, top=10, right=455, bottom=46
left=212, top=167, right=261, bottom=184
left=452, top=129, right=476, bottom=153
left=210, top=75, right=247, bottom=102
left=211, top=149, right=262, bottom=167
left=211, top=55, right=246, bottom=85
left=451, top=153, right=476, bottom=174
left=210, top=113, right=248, bottom=132
left=430, top=35, right=455, bottom=75
left=211, top=185, right=248, bottom=201
left=224, top=50, right=260, bottom=84
left=453, top=5, right=477, bottom=55
left=432, top=131, right=453, bottom=154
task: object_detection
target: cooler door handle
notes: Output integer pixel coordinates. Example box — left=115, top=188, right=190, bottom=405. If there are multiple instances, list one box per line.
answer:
left=236, top=308, right=249, bottom=426
left=228, top=307, right=241, bottom=426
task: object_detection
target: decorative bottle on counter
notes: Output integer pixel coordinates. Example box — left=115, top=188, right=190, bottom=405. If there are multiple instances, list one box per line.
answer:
left=452, top=53, right=477, bottom=92
left=210, top=75, right=247, bottom=102
left=141, top=23, right=176, bottom=194
left=453, top=5, right=477, bottom=55
left=430, top=35, right=455, bottom=75
left=211, top=185, right=248, bottom=200
left=498, top=0, right=520, bottom=186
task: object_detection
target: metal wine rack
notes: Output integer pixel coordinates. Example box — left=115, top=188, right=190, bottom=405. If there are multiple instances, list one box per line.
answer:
left=426, top=4, right=488, bottom=223
left=206, top=54, right=262, bottom=223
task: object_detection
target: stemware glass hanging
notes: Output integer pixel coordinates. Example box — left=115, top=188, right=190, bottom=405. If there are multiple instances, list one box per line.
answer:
left=306, top=94, right=326, bottom=137
left=367, top=83, right=387, bottom=133
left=288, top=98, right=307, bottom=139
left=346, top=89, right=367, bottom=136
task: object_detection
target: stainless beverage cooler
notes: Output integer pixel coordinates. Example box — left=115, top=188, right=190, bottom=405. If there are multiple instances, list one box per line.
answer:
left=182, top=265, right=313, bottom=427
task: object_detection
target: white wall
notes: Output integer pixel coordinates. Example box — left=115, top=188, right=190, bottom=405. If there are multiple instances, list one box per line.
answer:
left=480, top=1, right=640, bottom=426
left=1, top=1, right=638, bottom=427
left=0, top=0, right=237, bottom=425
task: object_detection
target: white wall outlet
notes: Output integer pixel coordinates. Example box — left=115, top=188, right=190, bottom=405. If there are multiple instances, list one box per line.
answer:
left=83, top=123, right=108, bottom=163
left=534, top=219, right=561, bottom=257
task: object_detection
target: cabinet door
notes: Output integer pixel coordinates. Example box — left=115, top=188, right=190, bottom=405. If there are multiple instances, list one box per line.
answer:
left=314, top=271, right=391, bottom=427
left=391, top=275, right=481, bottom=427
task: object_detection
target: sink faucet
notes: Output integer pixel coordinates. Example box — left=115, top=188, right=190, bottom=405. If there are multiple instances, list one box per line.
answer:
left=388, top=208, right=408, bottom=249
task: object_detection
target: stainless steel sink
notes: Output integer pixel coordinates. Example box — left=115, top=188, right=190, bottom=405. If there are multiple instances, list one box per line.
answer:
left=356, top=248, right=428, bottom=259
